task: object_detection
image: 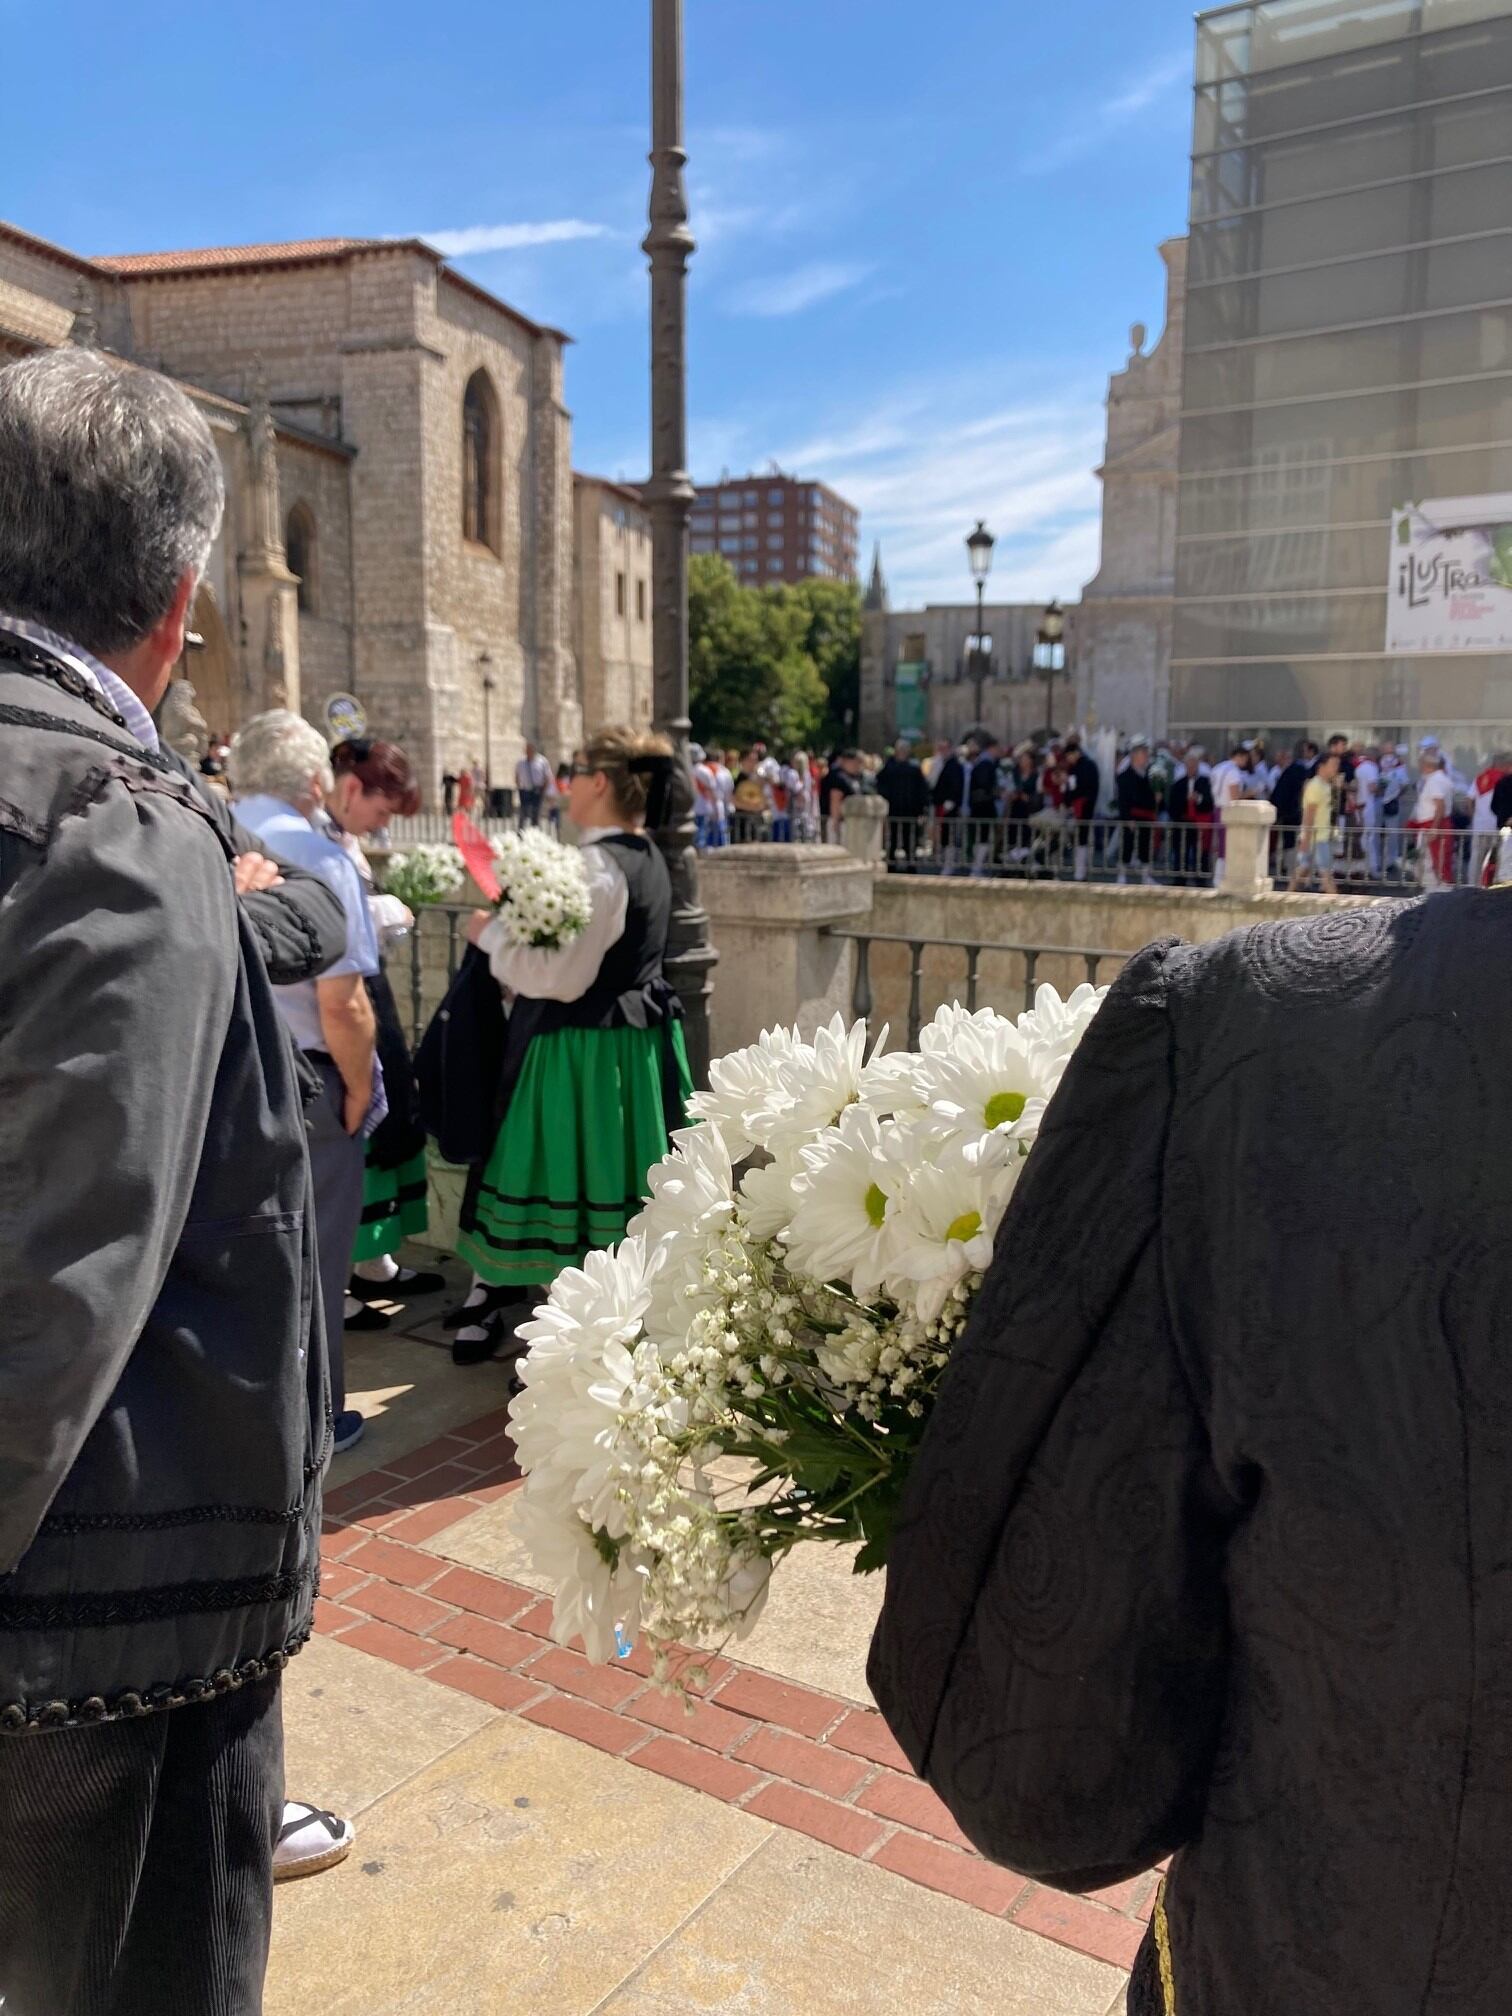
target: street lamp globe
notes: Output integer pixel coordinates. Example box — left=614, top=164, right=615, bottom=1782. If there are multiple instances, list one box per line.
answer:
left=1039, top=598, right=1065, bottom=646
left=966, top=519, right=995, bottom=585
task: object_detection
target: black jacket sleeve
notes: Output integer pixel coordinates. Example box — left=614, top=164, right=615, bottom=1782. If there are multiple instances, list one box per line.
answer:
left=868, top=940, right=1241, bottom=1891
left=163, top=751, right=345, bottom=983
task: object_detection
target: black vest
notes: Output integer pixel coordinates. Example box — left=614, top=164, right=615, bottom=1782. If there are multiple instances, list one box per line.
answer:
left=494, top=831, right=684, bottom=1126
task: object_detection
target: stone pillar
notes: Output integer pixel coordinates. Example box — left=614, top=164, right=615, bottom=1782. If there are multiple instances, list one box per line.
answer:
left=1222, top=798, right=1277, bottom=896
left=839, top=793, right=887, bottom=865
left=700, top=844, right=877, bottom=1058
left=237, top=365, right=301, bottom=713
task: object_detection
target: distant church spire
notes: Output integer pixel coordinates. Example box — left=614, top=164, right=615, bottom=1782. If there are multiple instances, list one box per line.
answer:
left=864, top=541, right=888, bottom=612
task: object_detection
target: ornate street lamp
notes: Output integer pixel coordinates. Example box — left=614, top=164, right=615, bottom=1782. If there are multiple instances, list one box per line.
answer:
left=644, top=0, right=716, bottom=1082
left=966, top=520, right=995, bottom=731
left=1037, top=599, right=1065, bottom=739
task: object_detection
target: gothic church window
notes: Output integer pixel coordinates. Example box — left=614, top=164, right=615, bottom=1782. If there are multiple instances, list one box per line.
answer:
left=463, top=370, right=501, bottom=552
left=285, top=501, right=317, bottom=614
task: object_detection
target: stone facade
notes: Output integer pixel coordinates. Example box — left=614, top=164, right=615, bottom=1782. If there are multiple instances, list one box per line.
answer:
left=573, top=476, right=654, bottom=735
left=859, top=549, right=1080, bottom=751
left=0, top=221, right=588, bottom=789
left=1076, top=238, right=1186, bottom=743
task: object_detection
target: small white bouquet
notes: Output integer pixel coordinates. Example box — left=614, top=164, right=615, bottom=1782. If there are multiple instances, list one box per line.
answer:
left=485, top=826, right=594, bottom=952
left=380, top=842, right=467, bottom=909
left=507, top=985, right=1107, bottom=1681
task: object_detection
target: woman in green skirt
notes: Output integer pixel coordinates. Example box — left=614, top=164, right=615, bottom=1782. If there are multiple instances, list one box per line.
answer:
left=326, top=736, right=446, bottom=1327
left=452, top=725, right=692, bottom=1365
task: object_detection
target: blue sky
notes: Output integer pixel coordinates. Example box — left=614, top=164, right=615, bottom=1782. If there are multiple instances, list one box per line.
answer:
left=5, top=0, right=1198, bottom=606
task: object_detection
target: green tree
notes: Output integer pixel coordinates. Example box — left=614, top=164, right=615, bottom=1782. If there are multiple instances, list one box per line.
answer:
left=788, top=577, right=861, bottom=747
left=688, top=555, right=828, bottom=752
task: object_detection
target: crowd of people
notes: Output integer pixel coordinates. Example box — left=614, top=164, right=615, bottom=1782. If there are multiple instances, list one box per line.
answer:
left=692, top=726, right=1509, bottom=893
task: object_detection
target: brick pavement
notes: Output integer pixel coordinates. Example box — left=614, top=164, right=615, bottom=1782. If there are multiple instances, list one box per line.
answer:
left=318, top=1408, right=1155, bottom=1977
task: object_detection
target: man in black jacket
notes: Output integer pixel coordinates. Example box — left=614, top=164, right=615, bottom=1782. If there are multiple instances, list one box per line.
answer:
left=877, top=738, right=929, bottom=865
left=931, top=739, right=966, bottom=872
left=966, top=732, right=1002, bottom=875
left=872, top=895, right=1512, bottom=2015
left=0, top=348, right=327, bottom=2013
left=1115, top=737, right=1159, bottom=883
left=1168, top=746, right=1216, bottom=884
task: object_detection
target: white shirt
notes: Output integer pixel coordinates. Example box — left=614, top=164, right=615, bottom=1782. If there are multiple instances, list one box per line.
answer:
left=1413, top=770, right=1455, bottom=824
left=480, top=825, right=630, bottom=1004
left=1355, top=758, right=1381, bottom=818
left=1211, top=760, right=1246, bottom=810
left=516, top=754, right=551, bottom=793
left=714, top=763, right=735, bottom=809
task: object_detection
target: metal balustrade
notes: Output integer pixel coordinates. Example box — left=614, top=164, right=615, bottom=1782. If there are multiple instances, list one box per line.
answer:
left=826, top=928, right=1131, bottom=1049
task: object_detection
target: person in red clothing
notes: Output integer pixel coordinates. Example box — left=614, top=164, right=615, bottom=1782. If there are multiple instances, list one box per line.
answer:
left=1063, top=736, right=1101, bottom=883
left=1471, top=752, right=1509, bottom=887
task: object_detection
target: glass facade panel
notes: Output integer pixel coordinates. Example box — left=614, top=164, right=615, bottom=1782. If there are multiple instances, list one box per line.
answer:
left=1175, top=1, right=1512, bottom=741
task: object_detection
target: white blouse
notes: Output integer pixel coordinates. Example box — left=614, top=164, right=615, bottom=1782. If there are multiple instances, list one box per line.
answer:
left=479, top=826, right=631, bottom=1004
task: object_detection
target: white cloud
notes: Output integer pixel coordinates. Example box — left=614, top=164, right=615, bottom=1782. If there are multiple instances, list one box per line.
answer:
left=421, top=219, right=611, bottom=256
left=724, top=260, right=872, bottom=319
left=1024, top=50, right=1189, bottom=174
left=761, top=373, right=1106, bottom=607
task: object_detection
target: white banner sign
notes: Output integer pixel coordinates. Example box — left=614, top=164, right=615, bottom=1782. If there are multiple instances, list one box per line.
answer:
left=1386, top=494, right=1512, bottom=653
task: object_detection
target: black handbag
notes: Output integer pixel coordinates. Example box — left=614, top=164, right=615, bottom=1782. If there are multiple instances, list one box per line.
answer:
left=414, top=943, right=507, bottom=1166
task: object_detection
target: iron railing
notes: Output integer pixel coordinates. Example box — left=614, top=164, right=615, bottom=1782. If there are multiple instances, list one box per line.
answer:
left=399, top=902, right=475, bottom=1047
left=827, top=928, right=1131, bottom=1049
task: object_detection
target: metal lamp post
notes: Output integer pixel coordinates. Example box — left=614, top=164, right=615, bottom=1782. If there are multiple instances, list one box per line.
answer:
left=966, top=519, right=995, bottom=732
left=643, top=0, right=716, bottom=1082
left=1038, top=598, right=1065, bottom=739
left=478, top=651, right=496, bottom=806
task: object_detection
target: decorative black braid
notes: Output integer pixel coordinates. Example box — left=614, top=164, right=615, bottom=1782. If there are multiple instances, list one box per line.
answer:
left=0, top=699, right=179, bottom=778
left=37, top=1502, right=304, bottom=1538
left=0, top=630, right=129, bottom=726
left=0, top=1626, right=313, bottom=1735
left=0, top=1568, right=311, bottom=1633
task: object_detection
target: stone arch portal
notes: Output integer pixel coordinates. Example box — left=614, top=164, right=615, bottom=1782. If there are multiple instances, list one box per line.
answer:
left=179, top=586, right=239, bottom=740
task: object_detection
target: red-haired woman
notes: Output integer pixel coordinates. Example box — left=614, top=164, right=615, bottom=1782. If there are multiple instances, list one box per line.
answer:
left=327, top=738, right=446, bottom=1320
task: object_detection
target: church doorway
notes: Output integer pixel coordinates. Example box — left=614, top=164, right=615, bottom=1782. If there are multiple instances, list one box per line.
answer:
left=178, top=586, right=239, bottom=741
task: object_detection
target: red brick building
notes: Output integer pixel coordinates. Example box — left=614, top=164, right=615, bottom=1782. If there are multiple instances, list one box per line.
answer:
left=691, top=471, right=859, bottom=587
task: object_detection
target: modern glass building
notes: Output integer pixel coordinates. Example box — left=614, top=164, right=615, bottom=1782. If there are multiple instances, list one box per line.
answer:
left=1171, top=0, right=1512, bottom=759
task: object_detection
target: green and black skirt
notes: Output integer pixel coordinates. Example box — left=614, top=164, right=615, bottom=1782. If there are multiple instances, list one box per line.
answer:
left=353, top=1145, right=429, bottom=1264
left=457, top=1022, right=693, bottom=1288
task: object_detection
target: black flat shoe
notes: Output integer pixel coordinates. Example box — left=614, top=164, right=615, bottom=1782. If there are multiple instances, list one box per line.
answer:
left=345, top=1304, right=392, bottom=1333
left=452, top=1309, right=506, bottom=1366
left=350, top=1266, right=447, bottom=1305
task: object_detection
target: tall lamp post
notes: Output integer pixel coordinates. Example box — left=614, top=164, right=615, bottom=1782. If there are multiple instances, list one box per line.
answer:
left=478, top=650, right=496, bottom=807
left=1037, top=599, right=1065, bottom=738
left=644, top=0, right=716, bottom=1083
left=966, top=519, right=995, bottom=732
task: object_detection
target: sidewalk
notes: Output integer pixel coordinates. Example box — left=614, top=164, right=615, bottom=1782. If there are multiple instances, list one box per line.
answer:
left=269, top=1265, right=1141, bottom=2016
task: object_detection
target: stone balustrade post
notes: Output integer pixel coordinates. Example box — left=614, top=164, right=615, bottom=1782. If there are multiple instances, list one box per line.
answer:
left=700, top=843, right=877, bottom=1057
left=1221, top=798, right=1277, bottom=896
left=838, top=793, right=887, bottom=865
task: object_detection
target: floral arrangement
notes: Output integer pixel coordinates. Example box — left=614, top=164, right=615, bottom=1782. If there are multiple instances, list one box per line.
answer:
left=379, top=842, right=467, bottom=909
left=508, top=985, right=1106, bottom=1679
left=486, top=827, right=594, bottom=952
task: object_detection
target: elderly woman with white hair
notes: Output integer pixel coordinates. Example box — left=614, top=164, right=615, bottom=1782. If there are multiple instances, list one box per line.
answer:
left=230, top=709, right=380, bottom=1455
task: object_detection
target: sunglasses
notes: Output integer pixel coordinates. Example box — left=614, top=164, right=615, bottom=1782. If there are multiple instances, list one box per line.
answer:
left=569, top=763, right=603, bottom=779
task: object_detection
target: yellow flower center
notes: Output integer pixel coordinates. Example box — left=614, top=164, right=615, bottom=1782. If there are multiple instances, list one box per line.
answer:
left=864, top=1182, right=888, bottom=1228
left=945, top=1209, right=982, bottom=1245
left=984, top=1090, right=1027, bottom=1130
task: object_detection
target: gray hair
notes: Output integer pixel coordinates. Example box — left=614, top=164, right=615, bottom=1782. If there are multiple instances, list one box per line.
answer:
left=228, top=710, right=334, bottom=807
left=0, top=348, right=225, bottom=656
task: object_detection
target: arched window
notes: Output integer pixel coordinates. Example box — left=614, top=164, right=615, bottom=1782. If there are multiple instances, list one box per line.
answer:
left=462, top=370, right=500, bottom=552
left=285, top=501, right=317, bottom=614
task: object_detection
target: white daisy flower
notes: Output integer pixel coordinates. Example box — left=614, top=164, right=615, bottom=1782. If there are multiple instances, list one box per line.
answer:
left=784, top=1104, right=897, bottom=1299
left=884, top=1148, right=1014, bottom=1323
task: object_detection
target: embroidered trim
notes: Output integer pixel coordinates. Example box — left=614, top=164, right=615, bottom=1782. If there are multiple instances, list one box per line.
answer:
left=0, top=1624, right=313, bottom=1734
left=0, top=699, right=174, bottom=775
left=37, top=1502, right=303, bottom=1538
left=0, top=1567, right=310, bottom=1633
left=1153, top=1877, right=1177, bottom=2015
left=0, top=633, right=127, bottom=726
left=0, top=794, right=49, bottom=848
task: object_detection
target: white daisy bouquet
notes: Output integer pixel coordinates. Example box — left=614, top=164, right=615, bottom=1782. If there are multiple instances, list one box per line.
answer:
left=379, top=842, right=467, bottom=908
left=509, top=985, right=1107, bottom=1680
left=485, top=826, right=594, bottom=952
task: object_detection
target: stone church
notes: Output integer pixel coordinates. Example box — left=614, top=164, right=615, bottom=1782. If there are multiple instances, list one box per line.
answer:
left=0, top=219, right=655, bottom=790
left=1075, top=237, right=1186, bottom=742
